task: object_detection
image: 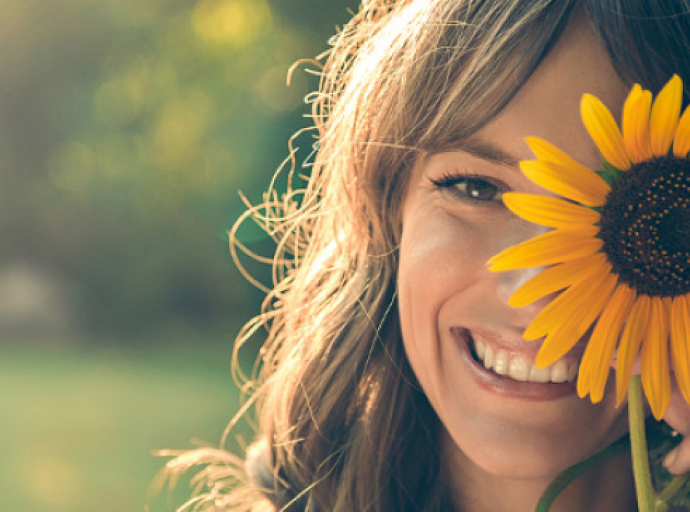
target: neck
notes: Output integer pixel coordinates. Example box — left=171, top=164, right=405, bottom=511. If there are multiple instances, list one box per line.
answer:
left=442, top=433, right=637, bottom=512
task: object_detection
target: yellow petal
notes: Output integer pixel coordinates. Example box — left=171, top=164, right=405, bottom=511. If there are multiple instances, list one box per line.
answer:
left=673, top=105, right=690, bottom=158
left=525, top=136, right=598, bottom=174
left=640, top=298, right=671, bottom=419
left=535, top=270, right=617, bottom=367
left=503, top=193, right=601, bottom=230
left=581, top=93, right=631, bottom=171
left=525, top=259, right=612, bottom=340
left=622, top=84, right=642, bottom=159
left=622, top=85, right=653, bottom=162
left=578, top=283, right=636, bottom=402
left=670, top=295, right=690, bottom=404
left=509, top=253, right=608, bottom=307
left=650, top=74, right=683, bottom=157
left=636, top=90, right=654, bottom=160
left=487, top=227, right=602, bottom=272
left=577, top=366, right=593, bottom=399
left=616, top=295, right=651, bottom=405
left=520, top=160, right=610, bottom=207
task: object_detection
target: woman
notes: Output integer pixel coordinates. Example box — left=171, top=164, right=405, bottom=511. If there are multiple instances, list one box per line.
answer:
left=165, top=1, right=690, bottom=510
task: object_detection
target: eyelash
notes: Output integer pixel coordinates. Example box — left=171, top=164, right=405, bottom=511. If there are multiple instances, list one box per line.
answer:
left=430, top=172, right=506, bottom=203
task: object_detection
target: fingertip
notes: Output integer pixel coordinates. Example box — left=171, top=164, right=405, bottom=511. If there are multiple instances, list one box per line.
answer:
left=662, top=443, right=690, bottom=475
left=663, top=448, right=678, bottom=473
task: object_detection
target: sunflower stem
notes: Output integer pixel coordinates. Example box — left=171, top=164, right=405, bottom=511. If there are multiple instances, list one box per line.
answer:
left=533, top=434, right=630, bottom=512
left=657, top=474, right=690, bottom=504
left=654, top=502, right=669, bottom=512
left=629, top=375, right=656, bottom=512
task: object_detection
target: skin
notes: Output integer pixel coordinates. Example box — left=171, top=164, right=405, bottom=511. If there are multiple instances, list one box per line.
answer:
left=397, top=15, right=668, bottom=512
left=626, top=357, right=690, bottom=476
left=664, top=387, right=690, bottom=473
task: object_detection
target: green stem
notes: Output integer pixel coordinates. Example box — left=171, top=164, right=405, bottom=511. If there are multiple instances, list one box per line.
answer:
left=534, top=434, right=630, bottom=512
left=654, top=502, right=669, bottom=512
left=657, top=474, right=690, bottom=504
left=629, top=375, right=656, bottom=512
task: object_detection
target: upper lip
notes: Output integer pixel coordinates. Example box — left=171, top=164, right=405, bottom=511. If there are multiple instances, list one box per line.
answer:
left=462, top=328, right=586, bottom=365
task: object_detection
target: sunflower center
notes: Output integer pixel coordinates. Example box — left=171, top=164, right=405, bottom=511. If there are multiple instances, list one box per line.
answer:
left=599, top=156, right=690, bottom=297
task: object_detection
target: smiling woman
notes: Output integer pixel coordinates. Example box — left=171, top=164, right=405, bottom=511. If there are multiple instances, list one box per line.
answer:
left=163, top=1, right=690, bottom=511
left=397, top=18, right=635, bottom=507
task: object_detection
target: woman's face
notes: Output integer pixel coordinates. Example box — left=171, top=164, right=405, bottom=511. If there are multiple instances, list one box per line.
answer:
left=398, top=18, right=631, bottom=479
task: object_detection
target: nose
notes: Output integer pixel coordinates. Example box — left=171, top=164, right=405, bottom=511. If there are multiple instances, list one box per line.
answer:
left=491, top=222, right=555, bottom=326
left=496, top=265, right=543, bottom=305
left=494, top=264, right=558, bottom=329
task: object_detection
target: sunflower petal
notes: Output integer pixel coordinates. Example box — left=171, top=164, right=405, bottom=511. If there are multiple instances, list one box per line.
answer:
left=486, top=228, right=602, bottom=272
left=673, top=105, right=690, bottom=158
left=577, top=361, right=593, bottom=399
left=622, top=84, right=642, bottom=159
left=578, top=284, right=636, bottom=402
left=503, top=193, right=601, bottom=230
left=535, top=271, right=617, bottom=367
left=650, top=74, right=683, bottom=157
left=525, top=136, right=599, bottom=174
left=670, top=295, right=690, bottom=404
left=509, top=253, right=608, bottom=307
left=635, top=90, right=653, bottom=160
left=616, top=295, right=651, bottom=405
left=519, top=159, right=610, bottom=207
left=525, top=259, right=612, bottom=340
left=640, top=298, right=671, bottom=419
left=581, top=93, right=631, bottom=171
left=622, top=85, right=653, bottom=162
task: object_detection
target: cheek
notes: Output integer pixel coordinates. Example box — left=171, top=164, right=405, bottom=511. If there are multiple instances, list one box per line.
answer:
left=397, top=211, right=631, bottom=479
left=398, top=208, right=499, bottom=296
left=396, top=215, right=486, bottom=395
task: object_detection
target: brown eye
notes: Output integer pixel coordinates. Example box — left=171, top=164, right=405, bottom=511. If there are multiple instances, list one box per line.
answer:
left=454, top=178, right=500, bottom=201
left=430, top=173, right=505, bottom=203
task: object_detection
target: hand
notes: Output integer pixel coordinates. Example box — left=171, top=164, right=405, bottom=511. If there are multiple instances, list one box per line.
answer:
left=661, top=382, right=690, bottom=475
left=610, top=355, right=690, bottom=474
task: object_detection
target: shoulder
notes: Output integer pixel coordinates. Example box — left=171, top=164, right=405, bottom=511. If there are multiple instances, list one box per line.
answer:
left=245, top=440, right=318, bottom=512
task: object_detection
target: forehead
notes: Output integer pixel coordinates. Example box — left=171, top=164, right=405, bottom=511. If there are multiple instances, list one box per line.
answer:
left=476, top=15, right=629, bottom=167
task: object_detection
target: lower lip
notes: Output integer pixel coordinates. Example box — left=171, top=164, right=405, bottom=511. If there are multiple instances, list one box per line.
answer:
left=452, top=328, right=578, bottom=401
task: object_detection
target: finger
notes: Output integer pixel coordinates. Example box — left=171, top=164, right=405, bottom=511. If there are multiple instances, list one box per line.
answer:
left=663, top=437, right=690, bottom=475
left=663, top=385, right=690, bottom=474
left=664, top=385, right=690, bottom=434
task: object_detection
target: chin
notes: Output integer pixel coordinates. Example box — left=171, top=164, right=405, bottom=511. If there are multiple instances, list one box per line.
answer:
left=440, top=387, right=630, bottom=482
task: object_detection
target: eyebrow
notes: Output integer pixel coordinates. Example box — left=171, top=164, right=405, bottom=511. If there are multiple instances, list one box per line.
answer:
left=433, top=137, right=520, bottom=167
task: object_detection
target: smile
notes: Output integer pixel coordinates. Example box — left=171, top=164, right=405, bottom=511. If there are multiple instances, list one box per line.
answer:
left=452, top=327, right=581, bottom=400
left=470, top=337, right=579, bottom=384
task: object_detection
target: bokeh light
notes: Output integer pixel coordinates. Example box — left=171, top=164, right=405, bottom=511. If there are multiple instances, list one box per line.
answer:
left=1, top=0, right=359, bottom=510
left=192, top=0, right=273, bottom=47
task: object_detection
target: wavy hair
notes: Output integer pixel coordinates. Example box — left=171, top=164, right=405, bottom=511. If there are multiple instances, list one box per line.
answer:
left=157, top=1, right=690, bottom=510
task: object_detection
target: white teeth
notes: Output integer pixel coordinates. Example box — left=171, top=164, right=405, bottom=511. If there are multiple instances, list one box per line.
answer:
left=475, top=339, right=486, bottom=360
left=529, top=365, right=551, bottom=383
left=494, top=350, right=509, bottom=375
left=550, top=360, right=568, bottom=383
left=471, top=338, right=578, bottom=384
left=483, top=344, right=494, bottom=370
left=508, top=357, right=530, bottom=381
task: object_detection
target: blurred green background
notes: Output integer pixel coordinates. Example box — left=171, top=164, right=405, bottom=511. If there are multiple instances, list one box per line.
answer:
left=0, top=0, right=357, bottom=510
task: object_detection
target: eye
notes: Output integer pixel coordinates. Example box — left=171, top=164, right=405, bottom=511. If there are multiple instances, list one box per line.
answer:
left=431, top=173, right=504, bottom=202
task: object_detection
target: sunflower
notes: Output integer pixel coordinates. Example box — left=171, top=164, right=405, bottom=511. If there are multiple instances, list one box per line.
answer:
left=487, top=74, right=690, bottom=420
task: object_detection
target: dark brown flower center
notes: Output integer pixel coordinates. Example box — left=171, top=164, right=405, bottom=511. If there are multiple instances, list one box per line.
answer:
left=599, top=156, right=690, bottom=297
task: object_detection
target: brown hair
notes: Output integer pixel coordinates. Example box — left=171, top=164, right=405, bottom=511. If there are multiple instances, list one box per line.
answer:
left=158, top=1, right=690, bottom=510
